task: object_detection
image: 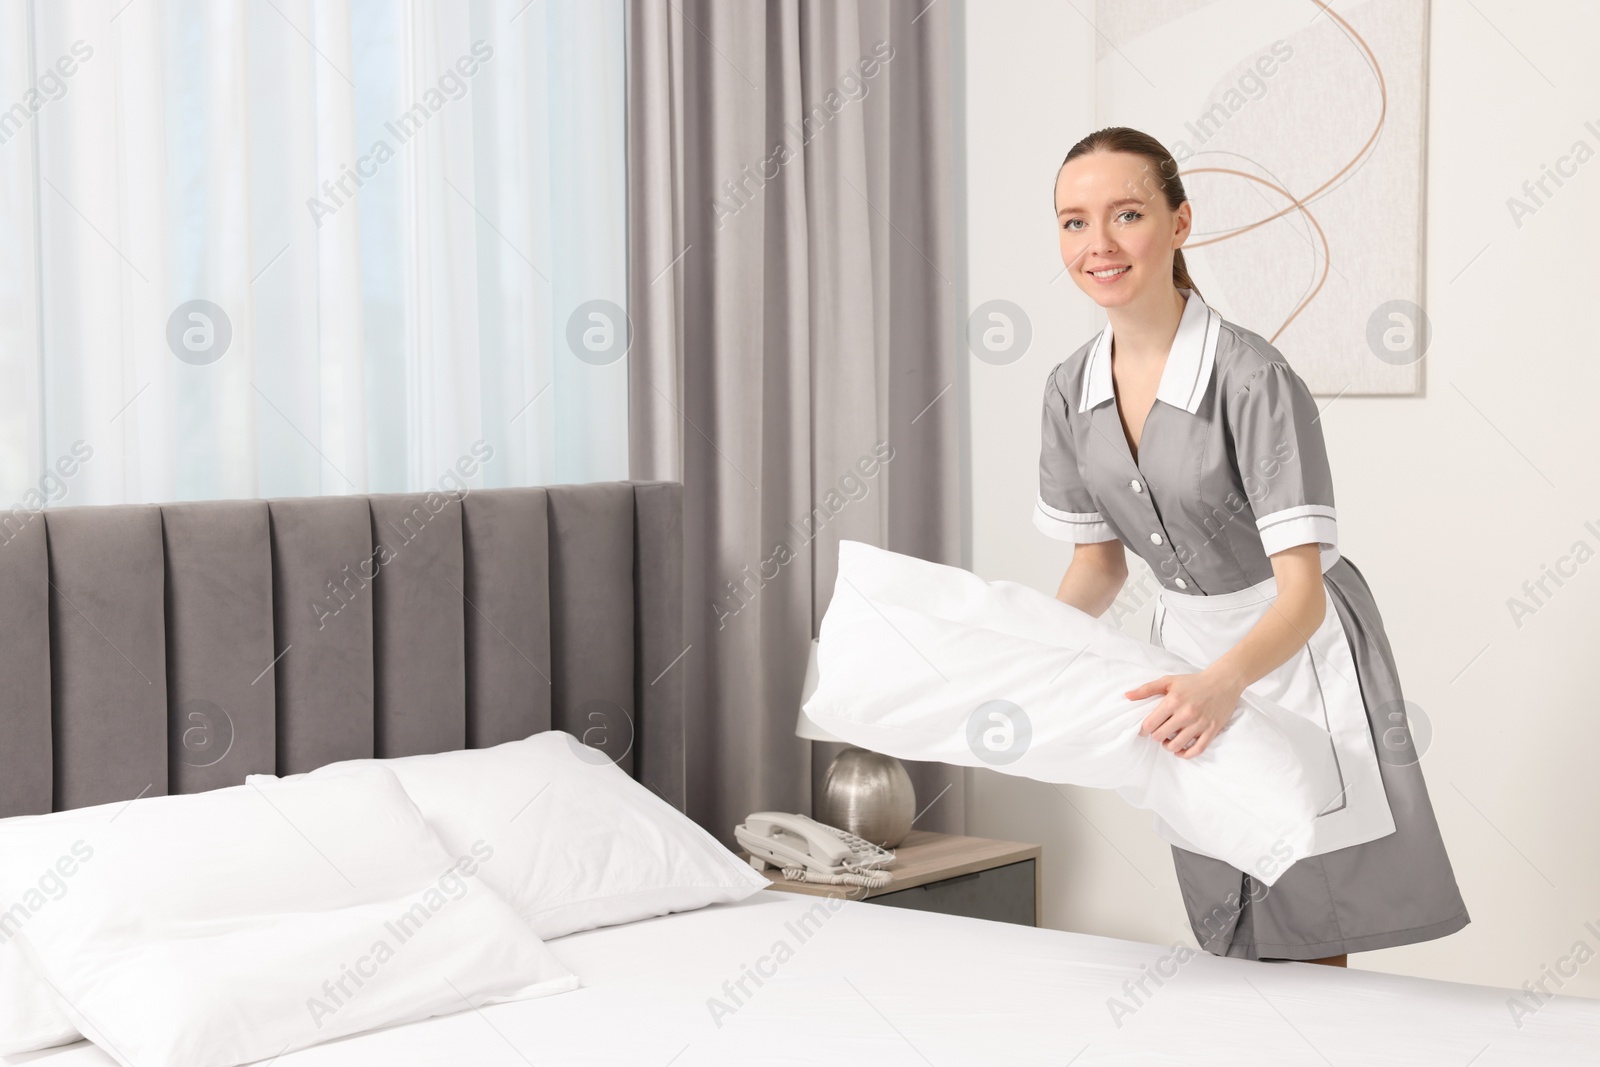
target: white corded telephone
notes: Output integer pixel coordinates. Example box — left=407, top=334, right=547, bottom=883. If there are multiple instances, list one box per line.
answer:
left=734, top=811, right=896, bottom=888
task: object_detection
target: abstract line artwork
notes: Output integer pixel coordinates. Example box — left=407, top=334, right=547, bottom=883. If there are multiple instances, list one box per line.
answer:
left=1095, top=0, right=1429, bottom=396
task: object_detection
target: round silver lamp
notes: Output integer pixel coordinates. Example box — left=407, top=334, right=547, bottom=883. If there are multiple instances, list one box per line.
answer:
left=796, top=638, right=916, bottom=847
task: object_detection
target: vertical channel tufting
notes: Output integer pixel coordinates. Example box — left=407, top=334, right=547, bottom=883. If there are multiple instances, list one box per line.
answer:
left=460, top=488, right=552, bottom=747
left=547, top=483, right=635, bottom=771
left=3, top=482, right=679, bottom=810
left=368, top=493, right=466, bottom=757
left=267, top=497, right=375, bottom=774
left=44, top=506, right=169, bottom=811
left=632, top=482, right=686, bottom=809
left=161, top=501, right=277, bottom=794
left=0, top=513, right=51, bottom=816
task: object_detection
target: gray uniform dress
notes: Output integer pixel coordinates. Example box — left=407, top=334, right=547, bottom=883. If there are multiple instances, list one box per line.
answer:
left=1034, top=288, right=1470, bottom=960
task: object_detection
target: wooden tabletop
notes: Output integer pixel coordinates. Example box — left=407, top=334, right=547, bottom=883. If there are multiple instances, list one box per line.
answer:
left=741, top=828, right=1041, bottom=901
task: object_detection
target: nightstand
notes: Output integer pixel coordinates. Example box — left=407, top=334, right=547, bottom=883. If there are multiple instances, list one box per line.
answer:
left=742, top=829, right=1041, bottom=927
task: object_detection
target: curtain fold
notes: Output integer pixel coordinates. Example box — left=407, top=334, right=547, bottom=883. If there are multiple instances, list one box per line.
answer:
left=0, top=0, right=628, bottom=507
left=627, top=0, right=964, bottom=847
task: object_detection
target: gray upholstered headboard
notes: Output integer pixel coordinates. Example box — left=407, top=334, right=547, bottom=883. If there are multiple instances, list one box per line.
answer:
left=0, top=480, right=685, bottom=818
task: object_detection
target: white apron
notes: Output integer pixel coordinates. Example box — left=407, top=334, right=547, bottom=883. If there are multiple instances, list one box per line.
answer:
left=1149, top=571, right=1396, bottom=861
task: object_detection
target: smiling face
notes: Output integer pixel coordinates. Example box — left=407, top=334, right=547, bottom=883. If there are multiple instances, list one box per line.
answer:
left=1054, top=150, right=1191, bottom=309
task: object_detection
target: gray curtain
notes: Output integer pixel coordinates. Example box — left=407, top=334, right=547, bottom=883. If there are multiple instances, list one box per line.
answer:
left=626, top=0, right=964, bottom=848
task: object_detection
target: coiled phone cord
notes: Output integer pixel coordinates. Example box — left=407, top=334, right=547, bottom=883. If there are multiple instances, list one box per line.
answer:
left=778, top=863, right=893, bottom=888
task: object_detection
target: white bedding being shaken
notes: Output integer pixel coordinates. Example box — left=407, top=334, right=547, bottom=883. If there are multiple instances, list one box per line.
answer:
left=803, top=540, right=1347, bottom=884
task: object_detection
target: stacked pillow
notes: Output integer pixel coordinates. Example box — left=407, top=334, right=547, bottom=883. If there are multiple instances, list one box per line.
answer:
left=0, top=730, right=768, bottom=1066
left=0, top=938, right=78, bottom=1054
left=248, top=729, right=771, bottom=941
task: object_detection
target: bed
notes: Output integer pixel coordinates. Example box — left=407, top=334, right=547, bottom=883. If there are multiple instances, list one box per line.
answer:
left=12, top=889, right=1598, bottom=1066
left=3, top=481, right=1597, bottom=1066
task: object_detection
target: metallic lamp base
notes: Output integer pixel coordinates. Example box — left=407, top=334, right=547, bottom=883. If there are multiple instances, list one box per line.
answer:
left=815, top=746, right=917, bottom=848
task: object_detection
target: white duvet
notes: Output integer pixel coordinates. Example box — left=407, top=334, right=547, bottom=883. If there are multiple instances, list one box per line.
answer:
left=802, top=541, right=1346, bottom=884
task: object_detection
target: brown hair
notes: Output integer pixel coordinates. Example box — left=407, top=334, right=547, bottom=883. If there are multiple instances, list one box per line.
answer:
left=1055, top=127, right=1202, bottom=300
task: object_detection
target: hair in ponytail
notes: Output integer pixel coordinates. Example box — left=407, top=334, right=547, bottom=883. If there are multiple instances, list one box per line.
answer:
left=1054, top=127, right=1201, bottom=300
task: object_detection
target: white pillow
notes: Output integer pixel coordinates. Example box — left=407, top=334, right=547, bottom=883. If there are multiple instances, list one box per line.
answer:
left=1, top=808, right=111, bottom=1056
left=804, top=540, right=1345, bottom=884
left=0, top=938, right=78, bottom=1055
left=249, top=730, right=769, bottom=939
left=0, top=765, right=577, bottom=1067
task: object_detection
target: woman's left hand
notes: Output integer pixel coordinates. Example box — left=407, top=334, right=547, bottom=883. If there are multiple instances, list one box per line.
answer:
left=1125, top=668, right=1245, bottom=759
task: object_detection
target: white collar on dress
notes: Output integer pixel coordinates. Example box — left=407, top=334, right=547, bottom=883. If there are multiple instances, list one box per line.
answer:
left=1077, top=287, right=1221, bottom=415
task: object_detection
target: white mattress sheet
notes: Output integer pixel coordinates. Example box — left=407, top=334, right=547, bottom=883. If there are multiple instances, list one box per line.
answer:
left=10, top=890, right=1598, bottom=1066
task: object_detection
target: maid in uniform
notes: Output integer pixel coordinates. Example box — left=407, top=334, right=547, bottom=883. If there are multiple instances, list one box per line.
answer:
left=1036, top=127, right=1470, bottom=965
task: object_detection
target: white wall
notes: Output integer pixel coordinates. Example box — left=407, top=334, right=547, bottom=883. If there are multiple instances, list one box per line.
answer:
left=959, top=0, right=1600, bottom=996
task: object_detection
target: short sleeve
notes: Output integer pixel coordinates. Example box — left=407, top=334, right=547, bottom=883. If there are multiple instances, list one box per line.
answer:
left=1227, top=359, right=1338, bottom=564
left=1034, top=367, right=1118, bottom=543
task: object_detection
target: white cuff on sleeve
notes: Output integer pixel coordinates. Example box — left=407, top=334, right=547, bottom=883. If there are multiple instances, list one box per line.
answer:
left=1256, top=504, right=1339, bottom=566
left=1034, top=495, right=1118, bottom=544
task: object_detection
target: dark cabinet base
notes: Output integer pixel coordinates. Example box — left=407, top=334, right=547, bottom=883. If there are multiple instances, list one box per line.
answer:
left=868, top=858, right=1036, bottom=927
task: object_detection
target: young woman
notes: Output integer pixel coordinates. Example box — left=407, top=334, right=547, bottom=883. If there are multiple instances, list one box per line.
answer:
left=1036, top=127, right=1469, bottom=966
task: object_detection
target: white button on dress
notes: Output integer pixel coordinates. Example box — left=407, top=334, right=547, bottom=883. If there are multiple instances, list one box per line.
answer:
left=1130, top=479, right=1143, bottom=492
left=1149, top=532, right=1163, bottom=545
left=1175, top=578, right=1187, bottom=589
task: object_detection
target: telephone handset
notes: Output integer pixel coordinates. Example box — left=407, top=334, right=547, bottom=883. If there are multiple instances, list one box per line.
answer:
left=734, top=811, right=895, bottom=889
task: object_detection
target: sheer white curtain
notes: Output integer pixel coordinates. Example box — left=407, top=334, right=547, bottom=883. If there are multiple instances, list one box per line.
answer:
left=0, top=0, right=627, bottom=509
